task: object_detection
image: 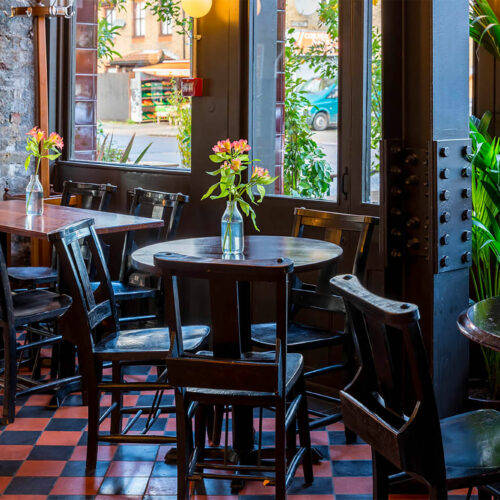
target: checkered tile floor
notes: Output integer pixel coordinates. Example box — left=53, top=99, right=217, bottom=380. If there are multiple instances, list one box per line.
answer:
left=0, top=364, right=480, bottom=499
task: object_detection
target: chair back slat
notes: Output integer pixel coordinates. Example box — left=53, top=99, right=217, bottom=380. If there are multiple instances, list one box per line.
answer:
left=292, top=207, right=379, bottom=280
left=119, top=189, right=189, bottom=283
left=49, top=219, right=119, bottom=347
left=61, top=181, right=117, bottom=211
left=330, top=274, right=446, bottom=480
left=154, top=254, right=293, bottom=396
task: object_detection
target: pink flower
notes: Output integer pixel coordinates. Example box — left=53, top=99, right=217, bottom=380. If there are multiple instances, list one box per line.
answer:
left=252, top=166, right=270, bottom=178
left=48, top=132, right=64, bottom=150
left=27, top=126, right=45, bottom=142
left=212, top=139, right=232, bottom=154
left=231, top=139, right=251, bottom=153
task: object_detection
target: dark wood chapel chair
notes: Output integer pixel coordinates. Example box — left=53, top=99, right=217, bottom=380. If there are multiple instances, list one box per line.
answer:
left=251, top=207, right=379, bottom=434
left=7, top=180, right=117, bottom=289
left=109, top=188, right=188, bottom=326
left=331, top=274, right=500, bottom=499
left=49, top=218, right=208, bottom=470
left=0, top=243, right=72, bottom=424
left=155, top=253, right=313, bottom=499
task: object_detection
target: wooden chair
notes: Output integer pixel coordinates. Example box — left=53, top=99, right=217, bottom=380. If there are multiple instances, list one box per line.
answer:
left=0, top=243, right=73, bottom=424
left=8, top=180, right=118, bottom=288
left=49, top=218, right=209, bottom=470
left=251, top=208, right=379, bottom=432
left=331, top=273, right=500, bottom=499
left=155, top=252, right=313, bottom=499
left=111, top=188, right=188, bottom=326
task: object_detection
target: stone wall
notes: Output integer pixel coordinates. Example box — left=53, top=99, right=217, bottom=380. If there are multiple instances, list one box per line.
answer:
left=0, top=2, right=35, bottom=264
left=0, top=1, right=34, bottom=194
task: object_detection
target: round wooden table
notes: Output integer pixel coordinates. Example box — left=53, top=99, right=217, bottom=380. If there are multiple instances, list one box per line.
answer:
left=458, top=297, right=500, bottom=351
left=131, top=235, right=343, bottom=478
left=131, top=235, right=343, bottom=275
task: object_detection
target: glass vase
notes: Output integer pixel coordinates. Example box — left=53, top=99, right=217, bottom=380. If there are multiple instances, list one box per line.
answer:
left=26, top=174, right=44, bottom=216
left=221, top=200, right=244, bottom=255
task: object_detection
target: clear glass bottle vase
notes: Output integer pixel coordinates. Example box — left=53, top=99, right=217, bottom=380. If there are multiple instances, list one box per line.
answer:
left=221, top=200, right=244, bottom=255
left=26, top=174, right=44, bottom=216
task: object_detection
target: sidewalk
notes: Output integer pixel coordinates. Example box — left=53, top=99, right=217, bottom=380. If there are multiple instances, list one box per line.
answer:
left=101, top=121, right=178, bottom=138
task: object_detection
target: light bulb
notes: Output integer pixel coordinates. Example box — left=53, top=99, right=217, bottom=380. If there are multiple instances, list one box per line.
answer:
left=181, top=0, right=212, bottom=18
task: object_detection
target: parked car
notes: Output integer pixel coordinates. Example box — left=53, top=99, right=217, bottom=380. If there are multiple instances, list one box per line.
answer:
left=302, top=78, right=338, bottom=131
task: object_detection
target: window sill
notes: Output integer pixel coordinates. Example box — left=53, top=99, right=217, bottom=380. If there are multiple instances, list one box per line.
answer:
left=57, top=160, right=191, bottom=176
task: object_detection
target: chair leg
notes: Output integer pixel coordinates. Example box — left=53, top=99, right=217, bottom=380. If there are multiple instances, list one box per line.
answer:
left=343, top=335, right=358, bottom=444
left=429, top=482, right=448, bottom=499
left=210, top=405, right=224, bottom=446
left=175, top=389, right=192, bottom=500
left=344, top=426, right=357, bottom=444
left=110, top=361, right=122, bottom=435
left=2, top=326, right=17, bottom=424
left=372, top=450, right=390, bottom=500
left=297, top=377, right=313, bottom=485
left=275, top=404, right=287, bottom=499
left=85, top=368, right=101, bottom=472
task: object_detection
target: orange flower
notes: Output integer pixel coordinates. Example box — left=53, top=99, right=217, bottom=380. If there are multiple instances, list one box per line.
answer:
left=232, top=139, right=251, bottom=153
left=212, top=139, right=232, bottom=154
left=27, top=126, right=45, bottom=142
left=231, top=158, right=241, bottom=172
left=48, top=132, right=64, bottom=150
left=252, top=166, right=269, bottom=178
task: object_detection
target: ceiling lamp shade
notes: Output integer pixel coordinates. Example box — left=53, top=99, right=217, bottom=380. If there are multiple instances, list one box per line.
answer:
left=181, top=0, right=212, bottom=18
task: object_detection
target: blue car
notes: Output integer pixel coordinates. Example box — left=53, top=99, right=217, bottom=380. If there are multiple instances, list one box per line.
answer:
left=302, top=78, right=338, bottom=131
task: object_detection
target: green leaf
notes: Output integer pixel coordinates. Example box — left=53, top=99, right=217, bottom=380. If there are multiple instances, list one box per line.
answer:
left=134, top=142, right=153, bottom=164
left=201, top=183, right=219, bottom=200
left=24, top=155, right=31, bottom=170
left=209, top=154, right=225, bottom=163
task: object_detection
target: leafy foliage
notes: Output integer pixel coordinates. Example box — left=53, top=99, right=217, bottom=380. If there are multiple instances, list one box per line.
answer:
left=144, top=0, right=192, bottom=36
left=468, top=112, right=500, bottom=398
left=284, top=27, right=333, bottom=198
left=168, top=88, right=192, bottom=168
left=370, top=27, right=382, bottom=175
left=96, top=125, right=152, bottom=164
left=97, top=0, right=126, bottom=61
left=470, top=0, right=500, bottom=59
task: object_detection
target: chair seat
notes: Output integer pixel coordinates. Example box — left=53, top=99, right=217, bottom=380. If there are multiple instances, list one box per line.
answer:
left=186, top=351, right=304, bottom=397
left=94, top=325, right=210, bottom=360
left=13, top=289, right=72, bottom=327
left=442, top=409, right=500, bottom=485
left=91, top=281, right=157, bottom=300
left=251, top=322, right=344, bottom=350
left=8, top=266, right=58, bottom=284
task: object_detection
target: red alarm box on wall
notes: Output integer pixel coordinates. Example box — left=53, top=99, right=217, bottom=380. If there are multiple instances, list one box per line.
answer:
left=181, top=78, right=203, bottom=97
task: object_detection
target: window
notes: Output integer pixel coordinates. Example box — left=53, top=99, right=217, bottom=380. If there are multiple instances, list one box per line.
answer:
left=249, top=0, right=340, bottom=201
left=71, top=0, right=192, bottom=169
left=249, top=0, right=381, bottom=213
left=134, top=2, right=146, bottom=37
left=105, top=7, right=116, bottom=26
left=160, top=18, right=173, bottom=36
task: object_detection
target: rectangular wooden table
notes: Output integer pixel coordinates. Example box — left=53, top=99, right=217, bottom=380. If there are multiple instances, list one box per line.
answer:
left=0, top=199, right=164, bottom=240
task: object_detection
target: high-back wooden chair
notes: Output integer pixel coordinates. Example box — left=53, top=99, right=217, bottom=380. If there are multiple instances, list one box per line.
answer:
left=252, top=207, right=379, bottom=434
left=49, top=219, right=209, bottom=470
left=0, top=242, right=72, bottom=424
left=8, top=180, right=118, bottom=288
left=108, top=188, right=189, bottom=326
left=154, top=253, right=313, bottom=499
left=60, top=180, right=117, bottom=211
left=331, top=274, right=500, bottom=499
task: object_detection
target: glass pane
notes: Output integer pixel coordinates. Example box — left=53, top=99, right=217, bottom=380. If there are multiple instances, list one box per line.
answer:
left=364, top=0, right=382, bottom=204
left=249, top=0, right=339, bottom=200
left=72, top=1, right=192, bottom=168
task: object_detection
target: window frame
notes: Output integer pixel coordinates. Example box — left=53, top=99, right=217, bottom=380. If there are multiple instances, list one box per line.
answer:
left=160, top=18, right=173, bottom=36
left=133, top=1, right=146, bottom=38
